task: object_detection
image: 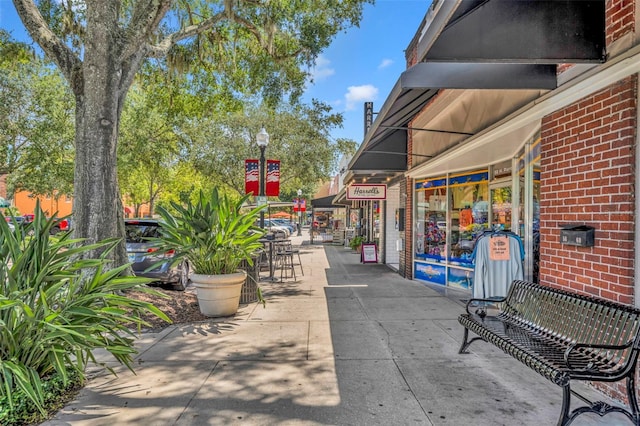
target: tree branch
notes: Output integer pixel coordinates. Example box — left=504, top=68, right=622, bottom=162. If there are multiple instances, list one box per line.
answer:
left=11, top=0, right=83, bottom=93
left=119, top=0, right=172, bottom=62
left=147, top=12, right=227, bottom=58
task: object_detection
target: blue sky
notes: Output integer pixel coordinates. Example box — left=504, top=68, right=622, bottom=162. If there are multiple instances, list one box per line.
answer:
left=303, top=0, right=429, bottom=143
left=0, top=0, right=429, bottom=144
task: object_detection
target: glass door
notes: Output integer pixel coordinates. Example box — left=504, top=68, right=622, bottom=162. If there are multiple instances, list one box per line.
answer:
left=490, top=184, right=512, bottom=232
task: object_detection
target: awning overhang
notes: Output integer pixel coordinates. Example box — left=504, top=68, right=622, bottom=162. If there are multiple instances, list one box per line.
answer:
left=419, top=0, right=605, bottom=64
left=345, top=0, right=604, bottom=187
left=311, top=195, right=342, bottom=209
left=346, top=62, right=557, bottom=180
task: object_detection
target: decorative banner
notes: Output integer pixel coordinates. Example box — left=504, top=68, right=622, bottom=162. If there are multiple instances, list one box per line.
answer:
left=347, top=184, right=387, bottom=200
left=300, top=199, right=306, bottom=212
left=244, top=159, right=259, bottom=195
left=293, top=198, right=299, bottom=212
left=265, top=160, right=280, bottom=196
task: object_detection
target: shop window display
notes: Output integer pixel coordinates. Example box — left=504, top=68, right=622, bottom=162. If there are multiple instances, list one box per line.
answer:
left=448, top=172, right=489, bottom=266
left=415, top=177, right=447, bottom=262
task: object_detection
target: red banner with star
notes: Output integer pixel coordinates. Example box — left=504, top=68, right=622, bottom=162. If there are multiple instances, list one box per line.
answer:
left=244, top=159, right=259, bottom=195
left=265, top=160, right=280, bottom=196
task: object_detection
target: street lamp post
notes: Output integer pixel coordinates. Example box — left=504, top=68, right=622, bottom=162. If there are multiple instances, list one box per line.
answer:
left=297, top=188, right=303, bottom=236
left=256, top=127, right=269, bottom=229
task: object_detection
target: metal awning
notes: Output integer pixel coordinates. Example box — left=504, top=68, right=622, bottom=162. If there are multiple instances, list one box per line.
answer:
left=346, top=0, right=605, bottom=183
left=348, top=63, right=556, bottom=176
left=419, top=0, right=605, bottom=64
left=311, top=195, right=342, bottom=209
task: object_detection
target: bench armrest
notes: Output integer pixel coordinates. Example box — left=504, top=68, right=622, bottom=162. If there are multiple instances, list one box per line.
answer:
left=564, top=340, right=636, bottom=371
left=465, top=296, right=507, bottom=317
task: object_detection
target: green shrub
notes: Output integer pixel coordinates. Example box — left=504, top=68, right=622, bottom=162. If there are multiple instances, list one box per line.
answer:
left=0, top=204, right=170, bottom=416
left=0, top=370, right=82, bottom=425
left=154, top=188, right=265, bottom=275
left=349, top=235, right=364, bottom=250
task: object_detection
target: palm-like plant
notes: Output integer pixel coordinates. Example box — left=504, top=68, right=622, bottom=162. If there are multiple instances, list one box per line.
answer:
left=0, top=205, right=169, bottom=417
left=154, top=188, right=266, bottom=275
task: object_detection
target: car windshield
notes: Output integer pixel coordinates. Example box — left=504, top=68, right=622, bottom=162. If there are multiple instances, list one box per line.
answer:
left=125, top=222, right=162, bottom=243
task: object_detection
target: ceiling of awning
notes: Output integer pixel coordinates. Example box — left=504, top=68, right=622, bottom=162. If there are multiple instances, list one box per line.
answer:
left=410, top=88, right=546, bottom=167
left=348, top=63, right=557, bottom=180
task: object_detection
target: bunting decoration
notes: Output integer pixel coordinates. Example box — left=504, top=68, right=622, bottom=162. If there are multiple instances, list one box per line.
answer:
left=265, top=160, right=280, bottom=196
left=245, top=159, right=259, bottom=195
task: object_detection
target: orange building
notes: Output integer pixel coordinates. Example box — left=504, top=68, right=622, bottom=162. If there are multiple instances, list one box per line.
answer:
left=13, top=191, right=73, bottom=218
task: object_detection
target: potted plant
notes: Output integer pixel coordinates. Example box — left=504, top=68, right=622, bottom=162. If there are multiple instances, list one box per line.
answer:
left=349, top=235, right=364, bottom=253
left=154, top=188, right=265, bottom=317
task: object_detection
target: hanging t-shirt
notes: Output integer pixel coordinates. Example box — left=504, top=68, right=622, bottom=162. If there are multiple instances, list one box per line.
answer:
left=472, top=233, right=524, bottom=299
left=459, top=208, right=473, bottom=228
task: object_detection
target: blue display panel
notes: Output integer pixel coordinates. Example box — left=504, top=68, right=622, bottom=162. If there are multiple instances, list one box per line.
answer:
left=448, top=267, right=473, bottom=290
left=414, top=261, right=446, bottom=285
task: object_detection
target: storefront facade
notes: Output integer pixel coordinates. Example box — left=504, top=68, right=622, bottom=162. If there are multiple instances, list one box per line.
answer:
left=343, top=0, right=640, bottom=403
left=411, top=136, right=541, bottom=289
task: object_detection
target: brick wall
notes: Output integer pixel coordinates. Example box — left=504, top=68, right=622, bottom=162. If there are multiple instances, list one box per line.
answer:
left=606, top=0, right=635, bottom=46
left=400, top=177, right=413, bottom=279
left=399, top=117, right=416, bottom=279
left=539, top=75, right=637, bottom=304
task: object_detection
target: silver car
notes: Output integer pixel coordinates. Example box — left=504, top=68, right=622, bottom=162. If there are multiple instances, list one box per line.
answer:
left=125, top=219, right=190, bottom=290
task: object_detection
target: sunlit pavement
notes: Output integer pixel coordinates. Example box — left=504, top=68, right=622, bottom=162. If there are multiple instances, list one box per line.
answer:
left=43, top=231, right=629, bottom=425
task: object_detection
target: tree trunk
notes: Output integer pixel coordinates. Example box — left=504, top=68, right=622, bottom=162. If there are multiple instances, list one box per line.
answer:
left=72, top=2, right=129, bottom=265
left=148, top=180, right=155, bottom=217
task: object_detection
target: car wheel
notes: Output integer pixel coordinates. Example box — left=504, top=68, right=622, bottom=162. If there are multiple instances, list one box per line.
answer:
left=174, top=261, right=190, bottom=291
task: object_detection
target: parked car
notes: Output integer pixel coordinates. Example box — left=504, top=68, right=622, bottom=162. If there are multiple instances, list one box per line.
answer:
left=270, top=218, right=296, bottom=233
left=258, top=219, right=290, bottom=238
left=125, top=219, right=190, bottom=290
left=18, top=214, right=71, bottom=235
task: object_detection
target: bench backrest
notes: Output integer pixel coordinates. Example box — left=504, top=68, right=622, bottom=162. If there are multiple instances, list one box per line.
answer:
left=501, top=280, right=640, bottom=368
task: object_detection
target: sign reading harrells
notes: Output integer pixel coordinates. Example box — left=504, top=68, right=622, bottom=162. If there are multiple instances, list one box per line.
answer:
left=347, top=184, right=387, bottom=200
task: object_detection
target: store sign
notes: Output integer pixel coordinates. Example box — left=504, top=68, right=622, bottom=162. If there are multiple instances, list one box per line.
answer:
left=364, top=102, right=373, bottom=137
left=347, top=184, right=387, bottom=200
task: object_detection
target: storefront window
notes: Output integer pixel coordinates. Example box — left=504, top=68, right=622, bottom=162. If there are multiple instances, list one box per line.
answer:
left=491, top=186, right=512, bottom=231
left=449, top=171, right=489, bottom=267
left=415, top=176, right=447, bottom=262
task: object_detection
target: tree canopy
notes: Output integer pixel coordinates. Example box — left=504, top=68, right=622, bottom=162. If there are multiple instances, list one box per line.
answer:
left=0, top=30, right=75, bottom=198
left=9, top=0, right=371, bottom=263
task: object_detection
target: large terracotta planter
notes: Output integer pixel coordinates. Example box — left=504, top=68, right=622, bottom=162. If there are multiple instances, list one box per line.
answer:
left=191, top=271, right=246, bottom=317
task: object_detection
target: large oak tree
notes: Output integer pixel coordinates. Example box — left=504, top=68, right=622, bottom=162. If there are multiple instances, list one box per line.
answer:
left=11, top=0, right=370, bottom=263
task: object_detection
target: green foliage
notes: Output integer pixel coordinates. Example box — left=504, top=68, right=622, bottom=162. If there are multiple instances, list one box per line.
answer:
left=349, top=235, right=364, bottom=250
left=0, top=203, right=170, bottom=415
left=183, top=102, right=354, bottom=197
left=0, top=32, right=75, bottom=196
left=0, top=369, right=81, bottom=425
left=154, top=188, right=266, bottom=275
left=10, top=0, right=370, bottom=269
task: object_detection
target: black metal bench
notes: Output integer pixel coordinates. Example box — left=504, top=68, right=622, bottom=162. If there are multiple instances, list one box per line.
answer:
left=458, top=280, right=640, bottom=425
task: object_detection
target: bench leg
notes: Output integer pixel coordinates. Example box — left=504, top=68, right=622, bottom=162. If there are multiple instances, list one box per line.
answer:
left=559, top=377, right=640, bottom=425
left=626, top=374, right=640, bottom=424
left=557, top=385, right=571, bottom=426
left=458, top=327, right=484, bottom=354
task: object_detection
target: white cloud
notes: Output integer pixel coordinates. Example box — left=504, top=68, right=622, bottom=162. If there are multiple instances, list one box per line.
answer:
left=309, top=55, right=335, bottom=82
left=378, top=59, right=393, bottom=69
left=344, top=85, right=378, bottom=111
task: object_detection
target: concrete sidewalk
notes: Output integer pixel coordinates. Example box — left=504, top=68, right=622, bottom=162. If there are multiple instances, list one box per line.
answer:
left=44, top=236, right=631, bottom=425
